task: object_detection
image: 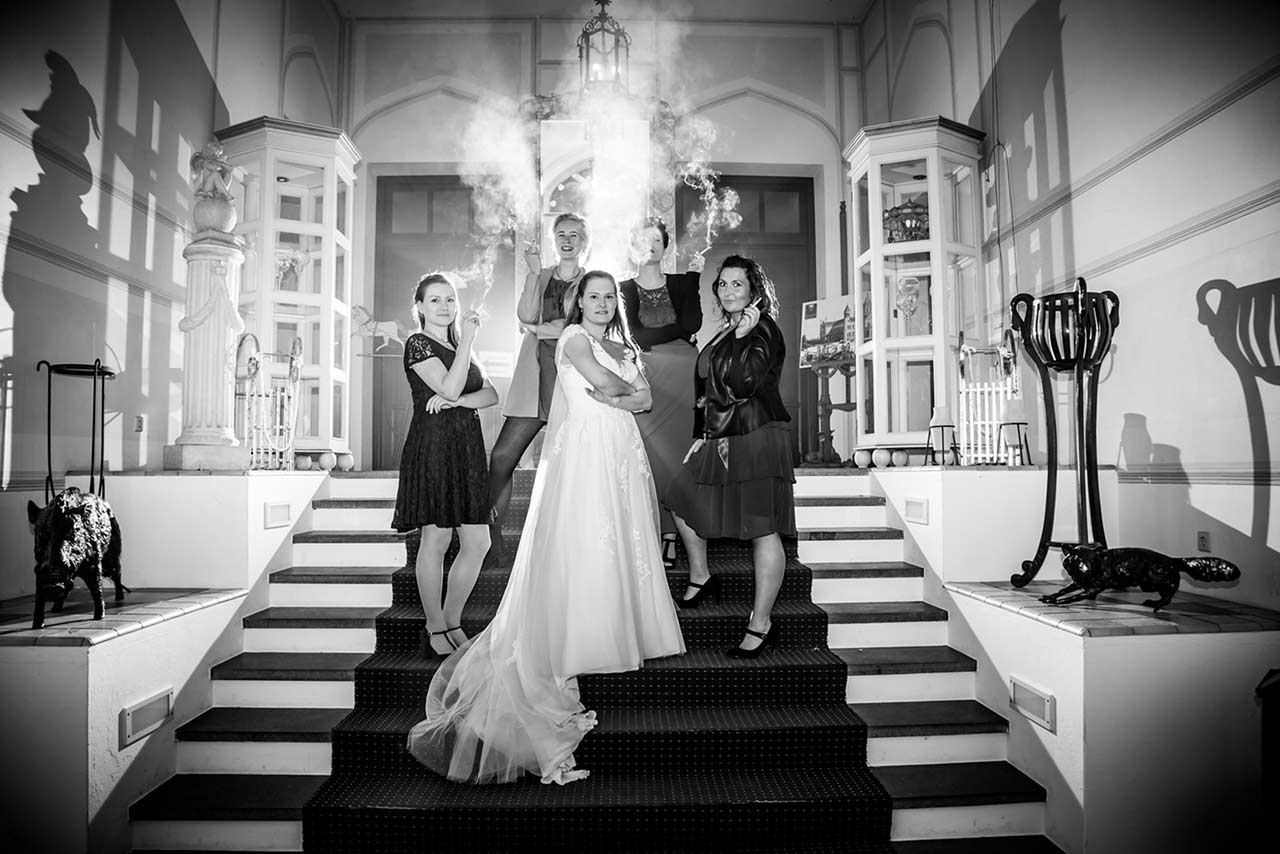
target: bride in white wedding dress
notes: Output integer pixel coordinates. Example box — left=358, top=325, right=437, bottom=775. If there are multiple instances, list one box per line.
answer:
left=407, top=270, right=686, bottom=785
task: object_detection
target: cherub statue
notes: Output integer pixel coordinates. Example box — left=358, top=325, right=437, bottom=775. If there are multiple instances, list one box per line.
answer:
left=191, top=141, right=234, bottom=201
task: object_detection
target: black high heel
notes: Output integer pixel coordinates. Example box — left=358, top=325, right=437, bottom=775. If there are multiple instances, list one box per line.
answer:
left=661, top=536, right=678, bottom=569
left=420, top=627, right=454, bottom=659
left=727, top=623, right=778, bottom=659
left=677, top=574, right=721, bottom=609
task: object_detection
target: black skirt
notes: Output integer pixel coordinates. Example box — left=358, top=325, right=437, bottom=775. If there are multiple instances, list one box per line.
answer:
left=662, top=421, right=796, bottom=540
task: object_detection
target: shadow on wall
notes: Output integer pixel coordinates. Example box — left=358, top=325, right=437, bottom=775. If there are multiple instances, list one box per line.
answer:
left=967, top=0, right=1074, bottom=463
left=1198, top=277, right=1280, bottom=545
left=1, top=50, right=105, bottom=487
left=1, top=0, right=228, bottom=490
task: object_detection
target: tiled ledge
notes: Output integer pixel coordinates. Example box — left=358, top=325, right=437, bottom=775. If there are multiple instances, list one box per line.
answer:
left=946, top=581, right=1280, bottom=637
left=0, top=588, right=247, bottom=646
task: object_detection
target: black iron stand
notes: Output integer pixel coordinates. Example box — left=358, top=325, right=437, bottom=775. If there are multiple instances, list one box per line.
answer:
left=804, top=359, right=857, bottom=466
left=1009, top=277, right=1119, bottom=586
left=37, top=359, right=115, bottom=503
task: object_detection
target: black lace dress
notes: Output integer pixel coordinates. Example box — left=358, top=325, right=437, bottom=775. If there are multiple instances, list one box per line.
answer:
left=392, top=333, right=489, bottom=531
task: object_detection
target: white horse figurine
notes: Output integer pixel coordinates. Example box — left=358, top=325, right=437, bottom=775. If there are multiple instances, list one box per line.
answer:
left=351, top=305, right=411, bottom=352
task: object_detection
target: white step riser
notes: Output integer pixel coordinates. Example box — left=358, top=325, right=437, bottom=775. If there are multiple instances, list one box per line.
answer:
left=326, top=478, right=398, bottom=499
left=293, top=542, right=405, bottom=566
left=811, top=576, right=923, bottom=603
left=796, top=505, right=886, bottom=528
left=269, top=583, right=392, bottom=608
left=868, top=733, right=1007, bottom=766
left=890, top=802, right=1044, bottom=841
left=176, top=741, right=331, bottom=775
left=244, top=628, right=376, bottom=653
left=799, top=538, right=903, bottom=563
left=847, top=671, right=974, bottom=703
left=794, top=477, right=874, bottom=499
left=131, top=819, right=302, bottom=851
left=212, top=680, right=354, bottom=709
left=828, top=621, right=948, bottom=648
left=313, top=507, right=395, bottom=530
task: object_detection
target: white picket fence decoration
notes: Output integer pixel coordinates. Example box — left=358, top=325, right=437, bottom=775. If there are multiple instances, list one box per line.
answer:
left=235, top=334, right=303, bottom=470
left=957, top=333, right=1020, bottom=465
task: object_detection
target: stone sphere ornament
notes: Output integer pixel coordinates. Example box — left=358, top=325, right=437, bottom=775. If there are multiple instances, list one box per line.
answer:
left=318, top=451, right=338, bottom=471
left=336, top=453, right=355, bottom=471
left=891, top=450, right=909, bottom=468
left=294, top=454, right=312, bottom=470
left=871, top=448, right=892, bottom=468
left=853, top=449, right=873, bottom=468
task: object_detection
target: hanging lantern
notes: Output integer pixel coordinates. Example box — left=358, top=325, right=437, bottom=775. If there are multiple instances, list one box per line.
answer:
left=578, top=0, right=631, bottom=94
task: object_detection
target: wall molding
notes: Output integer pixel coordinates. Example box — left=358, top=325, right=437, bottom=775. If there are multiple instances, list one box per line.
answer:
left=0, top=111, right=193, bottom=244
left=0, top=226, right=181, bottom=307
left=1118, top=464, right=1280, bottom=487
left=985, top=54, right=1280, bottom=250
left=1011, top=179, right=1280, bottom=293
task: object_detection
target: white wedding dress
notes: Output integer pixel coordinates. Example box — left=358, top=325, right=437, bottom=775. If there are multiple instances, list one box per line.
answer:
left=406, top=324, right=687, bottom=785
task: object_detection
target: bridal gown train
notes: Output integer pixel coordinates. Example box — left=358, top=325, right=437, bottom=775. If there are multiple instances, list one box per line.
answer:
left=406, top=324, right=686, bottom=785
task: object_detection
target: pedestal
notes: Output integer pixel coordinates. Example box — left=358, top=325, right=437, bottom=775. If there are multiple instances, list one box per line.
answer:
left=165, top=231, right=248, bottom=470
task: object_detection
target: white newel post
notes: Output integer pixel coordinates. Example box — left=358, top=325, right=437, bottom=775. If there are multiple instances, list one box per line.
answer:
left=163, top=141, right=250, bottom=471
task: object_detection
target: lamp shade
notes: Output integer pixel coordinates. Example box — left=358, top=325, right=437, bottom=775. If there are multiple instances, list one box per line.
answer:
left=999, top=396, right=1028, bottom=424
left=928, top=406, right=954, bottom=428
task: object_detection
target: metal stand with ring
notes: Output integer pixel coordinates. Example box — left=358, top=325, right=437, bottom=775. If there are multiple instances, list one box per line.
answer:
left=36, top=359, right=115, bottom=503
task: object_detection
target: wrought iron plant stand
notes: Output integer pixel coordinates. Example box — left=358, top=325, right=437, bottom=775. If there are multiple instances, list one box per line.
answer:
left=1009, top=277, right=1120, bottom=586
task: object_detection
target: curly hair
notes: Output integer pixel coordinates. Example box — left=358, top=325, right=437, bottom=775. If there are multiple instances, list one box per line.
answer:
left=712, top=255, right=780, bottom=321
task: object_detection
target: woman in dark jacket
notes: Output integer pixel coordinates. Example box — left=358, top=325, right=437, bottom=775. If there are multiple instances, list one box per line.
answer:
left=664, top=255, right=796, bottom=658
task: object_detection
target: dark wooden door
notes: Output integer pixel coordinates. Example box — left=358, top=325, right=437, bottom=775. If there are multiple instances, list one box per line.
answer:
left=371, top=176, right=515, bottom=470
left=676, top=176, right=817, bottom=462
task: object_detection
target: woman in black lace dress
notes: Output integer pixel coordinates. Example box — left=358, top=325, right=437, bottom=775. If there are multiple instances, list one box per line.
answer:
left=619, top=218, right=704, bottom=564
left=393, top=273, right=498, bottom=658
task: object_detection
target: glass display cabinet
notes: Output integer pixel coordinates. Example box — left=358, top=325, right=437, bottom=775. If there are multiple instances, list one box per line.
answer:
left=217, top=117, right=361, bottom=468
left=843, top=117, right=985, bottom=456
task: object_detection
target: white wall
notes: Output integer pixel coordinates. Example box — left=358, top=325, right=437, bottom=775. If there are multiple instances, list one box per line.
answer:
left=1082, top=631, right=1275, bottom=852
left=862, top=0, right=1280, bottom=610
left=0, top=645, right=89, bottom=854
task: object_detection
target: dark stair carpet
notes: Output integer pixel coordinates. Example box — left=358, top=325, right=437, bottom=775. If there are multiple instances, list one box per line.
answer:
left=302, top=481, right=893, bottom=853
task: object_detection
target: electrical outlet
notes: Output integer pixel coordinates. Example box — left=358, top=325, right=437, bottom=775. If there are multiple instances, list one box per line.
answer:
left=1196, top=531, right=1211, bottom=553
left=134, top=415, right=145, bottom=433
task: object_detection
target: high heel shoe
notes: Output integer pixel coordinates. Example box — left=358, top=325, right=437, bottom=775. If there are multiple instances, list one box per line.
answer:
left=677, top=574, right=721, bottom=609
left=444, top=626, right=466, bottom=649
left=420, top=627, right=454, bottom=659
left=726, top=623, right=778, bottom=659
left=660, top=536, right=678, bottom=569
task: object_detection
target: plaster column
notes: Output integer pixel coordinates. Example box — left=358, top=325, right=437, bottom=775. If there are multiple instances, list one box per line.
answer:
left=163, top=140, right=250, bottom=470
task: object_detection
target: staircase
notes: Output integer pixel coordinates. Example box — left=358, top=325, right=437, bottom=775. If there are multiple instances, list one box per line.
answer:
left=129, top=468, right=1060, bottom=853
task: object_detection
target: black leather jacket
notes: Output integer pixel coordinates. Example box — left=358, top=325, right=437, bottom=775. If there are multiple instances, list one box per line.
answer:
left=693, top=315, right=790, bottom=439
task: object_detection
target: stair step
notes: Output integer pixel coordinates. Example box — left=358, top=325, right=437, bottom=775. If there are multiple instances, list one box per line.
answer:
left=312, top=498, right=395, bottom=509
left=355, top=647, right=849, bottom=709
left=821, top=602, right=949, bottom=623
left=851, top=701, right=1008, bottom=738
left=836, top=646, right=977, bottom=675
left=292, top=530, right=405, bottom=543
left=796, top=495, right=886, bottom=506
left=303, top=766, right=892, bottom=854
left=131, top=774, right=325, bottom=822
left=810, top=562, right=924, bottom=578
left=874, top=761, right=1046, bottom=809
left=270, top=566, right=399, bottom=584
left=372, top=599, right=832, bottom=652
left=797, top=526, right=904, bottom=540
left=243, top=607, right=385, bottom=628
left=211, top=652, right=367, bottom=681
left=891, top=835, right=1062, bottom=852
left=330, top=703, right=868, bottom=775
left=176, top=707, right=348, bottom=742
